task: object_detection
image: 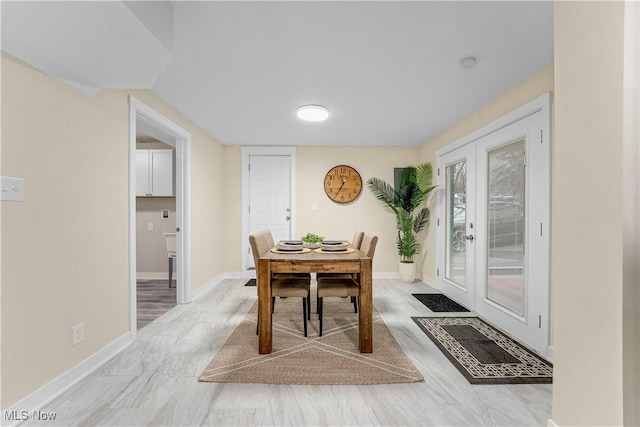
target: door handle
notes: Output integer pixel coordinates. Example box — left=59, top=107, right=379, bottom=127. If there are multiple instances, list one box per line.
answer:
left=286, top=216, right=291, bottom=221
left=464, top=234, right=474, bottom=242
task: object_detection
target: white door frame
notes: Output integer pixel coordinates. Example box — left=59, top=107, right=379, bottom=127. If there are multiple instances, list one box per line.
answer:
left=435, top=92, right=551, bottom=357
left=241, top=146, right=296, bottom=276
left=128, top=96, right=192, bottom=338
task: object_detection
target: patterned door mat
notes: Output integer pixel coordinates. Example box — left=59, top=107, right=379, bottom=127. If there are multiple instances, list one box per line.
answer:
left=412, top=317, right=552, bottom=384
left=412, top=293, right=469, bottom=312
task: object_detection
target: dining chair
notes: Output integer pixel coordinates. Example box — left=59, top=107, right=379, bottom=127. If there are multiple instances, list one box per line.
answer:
left=316, top=231, right=364, bottom=281
left=249, top=230, right=311, bottom=337
left=264, top=231, right=311, bottom=282
left=163, top=232, right=177, bottom=288
left=351, top=231, right=365, bottom=250
left=316, top=233, right=378, bottom=337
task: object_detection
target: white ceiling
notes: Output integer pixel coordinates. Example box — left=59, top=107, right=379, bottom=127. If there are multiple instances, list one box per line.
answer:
left=1, top=1, right=553, bottom=147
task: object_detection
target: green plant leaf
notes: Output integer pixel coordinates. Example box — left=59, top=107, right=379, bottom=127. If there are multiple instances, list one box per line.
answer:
left=366, top=162, right=436, bottom=261
left=413, top=207, right=430, bottom=233
left=366, top=177, right=398, bottom=215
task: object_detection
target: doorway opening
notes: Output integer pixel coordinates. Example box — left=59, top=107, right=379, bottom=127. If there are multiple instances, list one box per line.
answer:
left=128, top=96, right=191, bottom=337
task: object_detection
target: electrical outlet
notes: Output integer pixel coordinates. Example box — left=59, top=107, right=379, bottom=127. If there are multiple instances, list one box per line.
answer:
left=0, top=176, right=25, bottom=202
left=72, top=323, right=84, bottom=346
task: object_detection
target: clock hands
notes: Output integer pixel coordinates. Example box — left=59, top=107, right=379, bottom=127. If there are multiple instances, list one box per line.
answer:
left=333, top=176, right=347, bottom=200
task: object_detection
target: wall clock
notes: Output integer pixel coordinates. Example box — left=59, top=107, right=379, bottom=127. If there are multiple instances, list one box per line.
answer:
left=324, top=165, right=363, bottom=204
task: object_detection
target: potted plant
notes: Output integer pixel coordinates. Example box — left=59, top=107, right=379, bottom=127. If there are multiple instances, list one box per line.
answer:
left=366, top=162, right=436, bottom=283
left=301, top=232, right=324, bottom=248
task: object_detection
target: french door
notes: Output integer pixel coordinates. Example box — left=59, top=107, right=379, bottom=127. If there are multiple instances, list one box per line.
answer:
left=437, top=144, right=476, bottom=310
left=436, top=99, right=550, bottom=357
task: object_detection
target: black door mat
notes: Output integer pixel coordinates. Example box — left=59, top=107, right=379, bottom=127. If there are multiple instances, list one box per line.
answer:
left=244, top=279, right=256, bottom=286
left=412, top=317, right=552, bottom=384
left=412, top=293, right=469, bottom=312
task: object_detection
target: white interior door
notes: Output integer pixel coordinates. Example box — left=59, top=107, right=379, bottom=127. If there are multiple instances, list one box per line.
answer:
left=436, top=97, right=550, bottom=356
left=247, top=155, right=292, bottom=269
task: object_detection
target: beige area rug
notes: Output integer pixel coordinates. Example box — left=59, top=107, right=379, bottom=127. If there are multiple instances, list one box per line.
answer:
left=199, top=298, right=424, bottom=385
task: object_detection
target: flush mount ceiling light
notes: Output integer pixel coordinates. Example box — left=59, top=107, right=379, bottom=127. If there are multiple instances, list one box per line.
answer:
left=296, top=105, right=329, bottom=122
left=460, top=56, right=477, bottom=69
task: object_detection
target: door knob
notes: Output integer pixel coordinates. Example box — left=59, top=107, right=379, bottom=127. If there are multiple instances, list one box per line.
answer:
left=464, top=234, right=474, bottom=242
left=286, top=216, right=291, bottom=221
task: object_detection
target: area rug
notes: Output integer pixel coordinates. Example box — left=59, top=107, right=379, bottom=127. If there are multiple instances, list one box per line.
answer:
left=412, top=293, right=469, bottom=312
left=199, top=298, right=423, bottom=385
left=244, top=278, right=256, bottom=286
left=412, top=317, right=552, bottom=384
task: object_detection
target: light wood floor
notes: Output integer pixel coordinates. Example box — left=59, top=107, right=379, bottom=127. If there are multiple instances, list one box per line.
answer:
left=136, top=279, right=177, bottom=329
left=26, top=278, right=552, bottom=426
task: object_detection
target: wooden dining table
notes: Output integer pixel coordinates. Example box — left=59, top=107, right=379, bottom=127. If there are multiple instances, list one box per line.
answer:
left=257, top=246, right=373, bottom=354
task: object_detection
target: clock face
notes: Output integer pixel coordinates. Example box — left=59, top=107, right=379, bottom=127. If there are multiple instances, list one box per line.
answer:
left=324, top=165, right=363, bottom=204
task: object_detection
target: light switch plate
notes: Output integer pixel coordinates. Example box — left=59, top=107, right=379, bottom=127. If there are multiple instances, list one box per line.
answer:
left=1, top=176, right=25, bottom=202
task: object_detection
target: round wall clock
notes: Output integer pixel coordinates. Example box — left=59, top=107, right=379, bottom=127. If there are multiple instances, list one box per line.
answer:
left=324, top=165, right=363, bottom=204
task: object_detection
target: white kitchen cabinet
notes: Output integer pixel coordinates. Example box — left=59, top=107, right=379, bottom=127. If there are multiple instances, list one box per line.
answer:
left=136, top=149, right=175, bottom=197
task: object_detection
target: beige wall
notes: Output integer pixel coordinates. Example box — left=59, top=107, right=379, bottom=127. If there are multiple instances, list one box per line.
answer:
left=296, top=146, right=422, bottom=273
left=622, top=3, right=640, bottom=424
left=418, top=63, right=554, bottom=284
left=135, top=197, right=176, bottom=276
left=1, top=53, right=130, bottom=408
left=0, top=53, right=226, bottom=408
left=126, top=92, right=227, bottom=293
left=552, top=2, right=635, bottom=425
left=222, top=146, right=424, bottom=274
left=222, top=146, right=243, bottom=272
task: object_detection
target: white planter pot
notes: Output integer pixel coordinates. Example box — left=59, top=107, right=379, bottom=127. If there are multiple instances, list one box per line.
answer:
left=398, top=262, right=416, bottom=283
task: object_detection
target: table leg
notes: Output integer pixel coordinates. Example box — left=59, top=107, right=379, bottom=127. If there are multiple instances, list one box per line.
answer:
left=258, top=257, right=272, bottom=354
left=359, top=257, right=373, bottom=353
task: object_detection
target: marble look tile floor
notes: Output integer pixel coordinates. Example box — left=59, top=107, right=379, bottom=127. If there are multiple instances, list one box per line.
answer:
left=24, top=278, right=552, bottom=426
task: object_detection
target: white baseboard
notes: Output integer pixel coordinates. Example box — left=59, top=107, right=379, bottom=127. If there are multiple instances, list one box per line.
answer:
left=190, top=273, right=228, bottom=302
left=371, top=272, right=399, bottom=279
left=224, top=271, right=250, bottom=279
left=136, top=272, right=170, bottom=281
left=547, top=346, right=554, bottom=362
left=547, top=418, right=559, bottom=427
left=3, top=332, right=133, bottom=426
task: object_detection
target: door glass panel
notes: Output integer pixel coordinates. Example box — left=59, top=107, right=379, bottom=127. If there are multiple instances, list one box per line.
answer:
left=486, top=140, right=525, bottom=315
left=445, top=161, right=467, bottom=286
